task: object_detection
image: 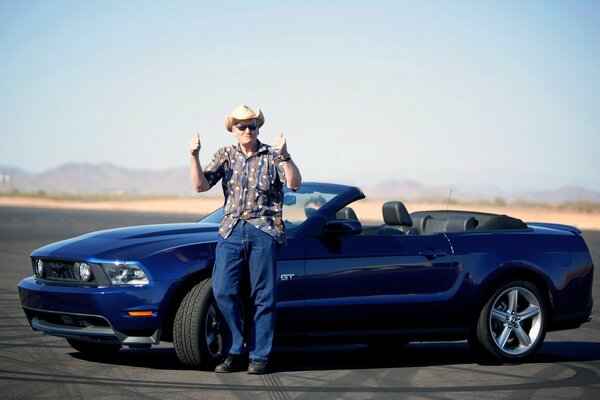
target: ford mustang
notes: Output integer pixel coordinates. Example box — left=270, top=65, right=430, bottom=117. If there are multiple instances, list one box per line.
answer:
left=18, top=182, right=594, bottom=368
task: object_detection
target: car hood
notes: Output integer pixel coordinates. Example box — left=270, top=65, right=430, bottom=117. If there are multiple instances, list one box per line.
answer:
left=31, top=223, right=220, bottom=262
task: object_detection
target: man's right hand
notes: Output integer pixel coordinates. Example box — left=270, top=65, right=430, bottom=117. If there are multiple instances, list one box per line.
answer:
left=189, top=133, right=201, bottom=156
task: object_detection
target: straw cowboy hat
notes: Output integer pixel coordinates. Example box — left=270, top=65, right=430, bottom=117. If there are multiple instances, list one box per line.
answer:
left=224, top=105, right=265, bottom=132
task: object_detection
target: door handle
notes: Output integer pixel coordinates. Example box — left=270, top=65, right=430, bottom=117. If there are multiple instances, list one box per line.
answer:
left=419, top=249, right=446, bottom=260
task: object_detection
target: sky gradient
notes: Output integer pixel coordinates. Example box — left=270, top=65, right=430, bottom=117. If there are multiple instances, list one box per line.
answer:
left=1, top=0, right=599, bottom=192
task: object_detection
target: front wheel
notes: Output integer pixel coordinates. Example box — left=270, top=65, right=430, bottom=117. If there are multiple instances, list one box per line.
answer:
left=173, top=278, right=226, bottom=369
left=474, top=280, right=547, bottom=362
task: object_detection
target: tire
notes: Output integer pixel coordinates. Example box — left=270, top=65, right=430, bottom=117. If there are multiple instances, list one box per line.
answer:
left=467, top=331, right=488, bottom=358
left=173, top=278, right=226, bottom=369
left=474, top=280, right=547, bottom=362
left=66, top=339, right=121, bottom=355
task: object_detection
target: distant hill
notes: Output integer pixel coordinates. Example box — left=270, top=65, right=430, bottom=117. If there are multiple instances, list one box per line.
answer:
left=513, top=185, right=600, bottom=204
left=361, top=179, right=600, bottom=204
left=1, top=163, right=599, bottom=204
left=0, top=163, right=192, bottom=196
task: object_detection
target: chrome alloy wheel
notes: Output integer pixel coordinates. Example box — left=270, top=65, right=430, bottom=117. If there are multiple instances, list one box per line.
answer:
left=204, top=302, right=224, bottom=359
left=488, top=286, right=543, bottom=356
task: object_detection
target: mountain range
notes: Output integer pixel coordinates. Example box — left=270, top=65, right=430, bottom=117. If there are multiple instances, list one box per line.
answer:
left=1, top=162, right=599, bottom=204
left=0, top=163, right=192, bottom=196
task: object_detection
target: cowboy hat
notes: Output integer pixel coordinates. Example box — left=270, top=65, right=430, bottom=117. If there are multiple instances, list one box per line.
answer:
left=224, top=105, right=265, bottom=132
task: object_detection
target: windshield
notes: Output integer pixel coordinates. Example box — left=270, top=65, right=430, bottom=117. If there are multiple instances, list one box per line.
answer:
left=198, top=184, right=347, bottom=233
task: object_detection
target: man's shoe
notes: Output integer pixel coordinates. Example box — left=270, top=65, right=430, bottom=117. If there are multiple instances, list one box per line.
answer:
left=215, top=354, right=244, bottom=373
left=247, top=359, right=269, bottom=375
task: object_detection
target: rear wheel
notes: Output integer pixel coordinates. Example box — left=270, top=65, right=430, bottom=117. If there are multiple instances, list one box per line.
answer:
left=66, top=339, right=121, bottom=355
left=474, top=280, right=547, bottom=362
left=173, top=278, right=226, bottom=369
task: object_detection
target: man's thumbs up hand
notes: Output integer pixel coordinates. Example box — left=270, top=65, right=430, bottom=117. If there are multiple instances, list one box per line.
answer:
left=274, top=132, right=289, bottom=160
left=189, top=133, right=201, bottom=157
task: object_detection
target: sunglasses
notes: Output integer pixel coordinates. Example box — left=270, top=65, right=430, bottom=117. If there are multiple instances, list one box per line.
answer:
left=236, top=123, right=258, bottom=131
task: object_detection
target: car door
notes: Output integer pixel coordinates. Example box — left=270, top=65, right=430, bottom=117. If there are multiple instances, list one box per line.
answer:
left=274, top=236, right=306, bottom=334
left=304, top=232, right=455, bottom=334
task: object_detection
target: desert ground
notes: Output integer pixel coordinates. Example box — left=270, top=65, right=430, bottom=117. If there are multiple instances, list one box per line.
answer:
left=1, top=205, right=599, bottom=400
left=1, top=195, right=599, bottom=230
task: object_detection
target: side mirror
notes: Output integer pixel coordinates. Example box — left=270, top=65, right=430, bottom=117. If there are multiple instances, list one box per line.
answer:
left=284, top=194, right=297, bottom=206
left=322, top=219, right=362, bottom=236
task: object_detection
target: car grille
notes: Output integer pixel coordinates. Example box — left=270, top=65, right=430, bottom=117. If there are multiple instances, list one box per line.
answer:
left=46, top=260, right=77, bottom=280
left=32, top=259, right=98, bottom=285
left=24, top=309, right=111, bottom=328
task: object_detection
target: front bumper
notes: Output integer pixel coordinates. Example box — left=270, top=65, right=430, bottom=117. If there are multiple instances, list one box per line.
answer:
left=18, top=276, right=172, bottom=346
left=23, top=307, right=161, bottom=346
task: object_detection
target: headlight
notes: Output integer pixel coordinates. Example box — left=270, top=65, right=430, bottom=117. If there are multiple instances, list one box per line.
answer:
left=75, top=262, right=92, bottom=281
left=102, top=263, right=149, bottom=286
left=36, top=259, right=44, bottom=277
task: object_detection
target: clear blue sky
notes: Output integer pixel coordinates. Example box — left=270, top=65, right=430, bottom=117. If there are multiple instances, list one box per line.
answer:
left=1, top=0, right=599, bottom=192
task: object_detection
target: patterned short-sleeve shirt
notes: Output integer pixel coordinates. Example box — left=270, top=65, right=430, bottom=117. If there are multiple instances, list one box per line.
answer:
left=203, top=141, right=287, bottom=244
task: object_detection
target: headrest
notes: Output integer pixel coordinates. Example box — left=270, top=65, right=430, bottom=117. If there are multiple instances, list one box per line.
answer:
left=382, top=201, right=412, bottom=226
left=424, top=218, right=447, bottom=234
left=412, top=214, right=432, bottom=234
left=445, top=215, right=477, bottom=231
left=336, top=207, right=358, bottom=220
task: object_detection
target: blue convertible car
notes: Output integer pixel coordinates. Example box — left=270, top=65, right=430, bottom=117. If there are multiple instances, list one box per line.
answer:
left=18, top=183, right=594, bottom=368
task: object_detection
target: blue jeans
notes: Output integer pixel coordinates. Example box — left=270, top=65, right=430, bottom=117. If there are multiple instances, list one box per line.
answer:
left=212, top=221, right=278, bottom=361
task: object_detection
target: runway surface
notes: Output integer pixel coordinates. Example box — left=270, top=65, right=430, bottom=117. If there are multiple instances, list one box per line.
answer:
left=1, top=206, right=599, bottom=400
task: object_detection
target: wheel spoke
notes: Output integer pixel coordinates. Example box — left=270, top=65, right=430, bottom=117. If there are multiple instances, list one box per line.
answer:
left=208, top=306, right=217, bottom=321
left=497, top=325, right=512, bottom=348
left=513, top=325, right=532, bottom=347
left=508, top=289, right=519, bottom=312
left=206, top=330, right=218, bottom=347
left=492, top=308, right=510, bottom=322
left=519, top=305, right=540, bottom=322
left=205, top=304, right=221, bottom=351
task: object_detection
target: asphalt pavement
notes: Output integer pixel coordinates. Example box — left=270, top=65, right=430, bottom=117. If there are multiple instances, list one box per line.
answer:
left=1, top=206, right=599, bottom=400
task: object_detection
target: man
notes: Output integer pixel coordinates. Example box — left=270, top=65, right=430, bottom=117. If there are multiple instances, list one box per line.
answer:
left=303, top=195, right=327, bottom=218
left=189, top=105, right=301, bottom=374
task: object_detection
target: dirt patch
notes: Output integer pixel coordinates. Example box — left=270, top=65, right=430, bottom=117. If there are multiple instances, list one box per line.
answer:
left=1, top=196, right=599, bottom=230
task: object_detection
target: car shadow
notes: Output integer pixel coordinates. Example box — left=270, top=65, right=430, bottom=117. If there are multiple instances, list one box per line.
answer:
left=68, top=340, right=600, bottom=372
left=69, top=347, right=190, bottom=370
left=270, top=340, right=600, bottom=372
